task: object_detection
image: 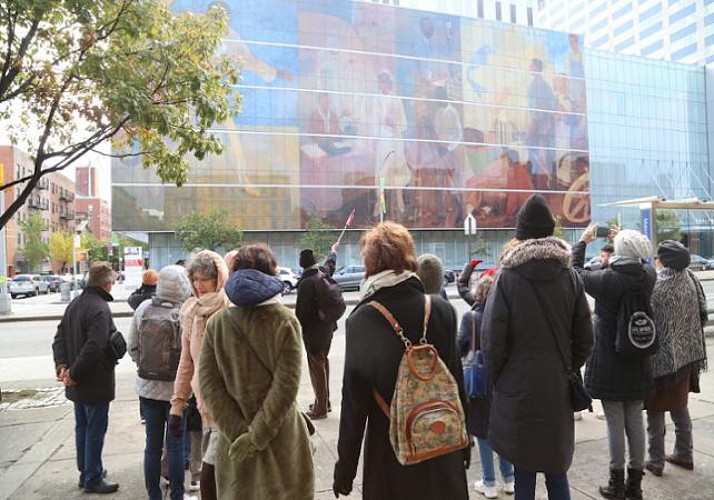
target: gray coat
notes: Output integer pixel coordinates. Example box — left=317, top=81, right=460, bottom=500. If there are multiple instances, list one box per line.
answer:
left=482, top=238, right=593, bottom=474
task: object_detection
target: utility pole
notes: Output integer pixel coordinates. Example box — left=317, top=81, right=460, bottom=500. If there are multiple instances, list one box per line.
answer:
left=0, top=163, right=11, bottom=314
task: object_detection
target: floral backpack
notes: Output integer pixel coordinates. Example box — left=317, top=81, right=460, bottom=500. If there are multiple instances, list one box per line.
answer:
left=370, top=295, right=468, bottom=465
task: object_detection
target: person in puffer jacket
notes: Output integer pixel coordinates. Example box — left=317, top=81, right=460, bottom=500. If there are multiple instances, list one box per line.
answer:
left=128, top=265, right=192, bottom=500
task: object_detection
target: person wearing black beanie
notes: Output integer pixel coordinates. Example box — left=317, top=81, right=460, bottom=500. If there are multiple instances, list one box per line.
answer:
left=299, top=249, right=318, bottom=269
left=655, top=240, right=690, bottom=271
left=515, top=194, right=556, bottom=240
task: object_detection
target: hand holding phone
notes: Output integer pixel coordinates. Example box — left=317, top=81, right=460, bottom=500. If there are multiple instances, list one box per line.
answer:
left=596, top=225, right=610, bottom=238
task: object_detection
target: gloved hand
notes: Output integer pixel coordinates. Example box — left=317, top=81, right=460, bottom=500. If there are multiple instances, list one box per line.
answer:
left=229, top=433, right=258, bottom=463
left=332, top=480, right=352, bottom=497
left=167, top=414, right=183, bottom=438
left=470, top=259, right=483, bottom=269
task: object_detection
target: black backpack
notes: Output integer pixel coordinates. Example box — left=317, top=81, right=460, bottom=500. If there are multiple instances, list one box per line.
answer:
left=314, top=271, right=346, bottom=323
left=137, top=297, right=182, bottom=381
left=615, top=279, right=658, bottom=359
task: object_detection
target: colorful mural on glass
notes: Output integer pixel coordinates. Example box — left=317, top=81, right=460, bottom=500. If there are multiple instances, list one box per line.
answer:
left=113, top=0, right=589, bottom=232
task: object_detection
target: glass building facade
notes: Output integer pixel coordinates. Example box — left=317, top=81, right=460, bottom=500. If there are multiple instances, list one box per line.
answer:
left=112, top=0, right=713, bottom=269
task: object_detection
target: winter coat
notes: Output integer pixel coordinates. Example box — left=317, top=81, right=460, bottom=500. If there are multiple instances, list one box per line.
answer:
left=52, top=287, right=118, bottom=404
left=199, top=269, right=314, bottom=500
left=128, top=284, right=157, bottom=310
left=128, top=266, right=191, bottom=402
left=295, top=251, right=337, bottom=353
left=457, top=262, right=475, bottom=306
left=334, top=277, right=469, bottom=500
left=482, top=238, right=593, bottom=474
left=457, top=302, right=490, bottom=438
left=572, top=240, right=656, bottom=401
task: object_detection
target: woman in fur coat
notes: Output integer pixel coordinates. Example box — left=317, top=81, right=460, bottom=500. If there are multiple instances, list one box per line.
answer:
left=199, top=244, right=314, bottom=500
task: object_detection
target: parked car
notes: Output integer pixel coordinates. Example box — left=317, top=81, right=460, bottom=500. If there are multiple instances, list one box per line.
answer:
left=689, top=254, right=711, bottom=271
left=9, top=274, right=50, bottom=298
left=443, top=269, right=456, bottom=285
left=332, top=265, right=366, bottom=291
left=278, top=267, right=299, bottom=295
left=41, top=275, right=62, bottom=293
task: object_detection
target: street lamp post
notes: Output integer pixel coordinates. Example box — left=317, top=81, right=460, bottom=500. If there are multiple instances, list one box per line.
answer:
left=0, top=162, right=11, bottom=314
left=379, top=150, right=395, bottom=224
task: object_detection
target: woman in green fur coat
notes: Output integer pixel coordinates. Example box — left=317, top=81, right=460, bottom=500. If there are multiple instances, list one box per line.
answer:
left=199, top=244, right=315, bottom=499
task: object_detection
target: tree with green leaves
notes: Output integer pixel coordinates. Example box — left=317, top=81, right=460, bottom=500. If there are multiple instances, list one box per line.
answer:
left=0, top=0, right=240, bottom=229
left=82, top=234, right=109, bottom=263
left=48, top=231, right=74, bottom=271
left=657, top=210, right=682, bottom=243
left=297, top=215, right=336, bottom=260
left=19, top=213, right=48, bottom=272
left=174, top=209, right=243, bottom=252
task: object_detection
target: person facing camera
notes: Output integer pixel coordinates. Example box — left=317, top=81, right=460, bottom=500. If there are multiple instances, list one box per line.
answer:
left=333, top=222, right=469, bottom=499
left=482, top=194, right=593, bottom=500
left=199, top=244, right=315, bottom=500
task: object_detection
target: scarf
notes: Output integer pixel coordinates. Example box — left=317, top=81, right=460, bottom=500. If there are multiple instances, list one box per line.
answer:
left=360, top=269, right=418, bottom=301
left=650, top=267, right=707, bottom=380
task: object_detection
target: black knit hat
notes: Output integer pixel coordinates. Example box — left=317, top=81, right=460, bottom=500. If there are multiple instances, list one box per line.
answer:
left=515, top=194, right=555, bottom=240
left=656, top=240, right=690, bottom=271
left=299, top=249, right=317, bottom=269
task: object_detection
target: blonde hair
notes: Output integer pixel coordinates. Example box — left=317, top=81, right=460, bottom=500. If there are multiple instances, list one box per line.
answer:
left=473, top=274, right=495, bottom=303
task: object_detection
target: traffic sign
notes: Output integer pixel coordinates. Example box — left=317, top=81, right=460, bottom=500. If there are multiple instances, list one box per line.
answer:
left=464, top=214, right=477, bottom=236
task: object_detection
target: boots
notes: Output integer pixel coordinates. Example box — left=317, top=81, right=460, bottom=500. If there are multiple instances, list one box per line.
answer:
left=625, top=468, right=644, bottom=500
left=599, top=468, right=625, bottom=499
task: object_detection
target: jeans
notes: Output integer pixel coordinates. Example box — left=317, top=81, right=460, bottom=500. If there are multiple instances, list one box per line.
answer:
left=141, top=397, right=186, bottom=500
left=602, top=400, right=645, bottom=470
left=74, top=402, right=110, bottom=488
left=477, top=437, right=514, bottom=486
left=646, top=407, right=693, bottom=468
left=514, top=468, right=570, bottom=500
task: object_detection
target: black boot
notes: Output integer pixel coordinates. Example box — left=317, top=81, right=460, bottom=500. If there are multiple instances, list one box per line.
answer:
left=599, top=468, right=625, bottom=499
left=625, top=468, right=644, bottom=499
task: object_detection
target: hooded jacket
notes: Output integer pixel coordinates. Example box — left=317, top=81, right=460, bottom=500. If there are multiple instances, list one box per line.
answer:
left=572, top=240, right=656, bottom=401
left=128, top=265, right=192, bottom=402
left=482, top=237, right=593, bottom=474
left=199, top=269, right=314, bottom=499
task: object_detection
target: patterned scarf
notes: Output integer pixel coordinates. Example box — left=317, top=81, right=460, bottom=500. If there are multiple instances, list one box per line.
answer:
left=360, top=269, right=418, bottom=301
left=650, top=268, right=707, bottom=379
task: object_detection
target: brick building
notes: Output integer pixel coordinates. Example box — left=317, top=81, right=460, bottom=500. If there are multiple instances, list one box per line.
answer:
left=75, top=165, right=111, bottom=242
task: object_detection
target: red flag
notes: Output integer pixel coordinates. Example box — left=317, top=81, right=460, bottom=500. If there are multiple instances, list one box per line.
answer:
left=345, top=209, right=355, bottom=228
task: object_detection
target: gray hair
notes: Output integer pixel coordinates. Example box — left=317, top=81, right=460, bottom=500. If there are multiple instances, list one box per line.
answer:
left=186, top=253, right=218, bottom=281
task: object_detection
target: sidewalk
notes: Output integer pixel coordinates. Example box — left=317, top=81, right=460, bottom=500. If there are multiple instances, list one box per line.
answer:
left=2, top=332, right=714, bottom=499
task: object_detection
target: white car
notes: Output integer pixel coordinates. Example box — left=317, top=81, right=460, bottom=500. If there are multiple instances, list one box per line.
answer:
left=278, top=267, right=299, bottom=295
left=9, top=274, right=50, bottom=298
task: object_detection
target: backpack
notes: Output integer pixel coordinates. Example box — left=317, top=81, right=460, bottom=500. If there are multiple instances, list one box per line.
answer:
left=370, top=295, right=468, bottom=465
left=616, top=279, right=658, bottom=359
left=137, top=297, right=182, bottom=381
left=314, top=271, right=346, bottom=323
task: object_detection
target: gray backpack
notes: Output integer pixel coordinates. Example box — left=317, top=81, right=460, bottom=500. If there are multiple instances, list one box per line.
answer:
left=138, top=297, right=182, bottom=381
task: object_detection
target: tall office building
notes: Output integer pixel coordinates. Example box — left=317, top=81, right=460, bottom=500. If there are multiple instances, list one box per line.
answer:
left=367, top=0, right=537, bottom=26
left=537, top=0, right=714, bottom=65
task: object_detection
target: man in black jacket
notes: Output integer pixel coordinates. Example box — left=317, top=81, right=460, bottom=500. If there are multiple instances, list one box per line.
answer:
left=295, top=243, right=339, bottom=420
left=53, top=261, right=120, bottom=494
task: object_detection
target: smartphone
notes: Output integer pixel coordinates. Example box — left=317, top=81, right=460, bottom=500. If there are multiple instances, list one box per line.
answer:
left=595, top=226, right=610, bottom=238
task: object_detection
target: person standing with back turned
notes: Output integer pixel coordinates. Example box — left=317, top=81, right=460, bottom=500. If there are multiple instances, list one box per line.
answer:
left=52, top=261, right=120, bottom=494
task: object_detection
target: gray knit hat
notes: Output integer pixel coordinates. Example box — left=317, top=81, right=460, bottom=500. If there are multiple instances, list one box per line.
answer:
left=156, top=265, right=192, bottom=304
left=614, top=229, right=651, bottom=261
left=417, top=253, right=444, bottom=295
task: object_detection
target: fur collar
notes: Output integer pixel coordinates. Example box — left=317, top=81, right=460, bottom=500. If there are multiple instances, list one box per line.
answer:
left=500, top=237, right=572, bottom=270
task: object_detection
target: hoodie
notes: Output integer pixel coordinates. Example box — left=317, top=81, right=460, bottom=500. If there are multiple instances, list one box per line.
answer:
left=225, top=269, right=284, bottom=308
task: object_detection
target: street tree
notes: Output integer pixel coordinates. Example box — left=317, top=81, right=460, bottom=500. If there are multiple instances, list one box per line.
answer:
left=174, top=209, right=243, bottom=252
left=657, top=210, right=682, bottom=243
left=0, top=0, right=240, bottom=229
left=297, top=215, right=335, bottom=260
left=48, top=231, right=73, bottom=271
left=82, top=233, right=109, bottom=263
left=18, top=212, right=48, bottom=272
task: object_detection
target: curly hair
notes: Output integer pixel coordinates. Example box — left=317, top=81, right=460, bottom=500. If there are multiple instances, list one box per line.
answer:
left=232, top=243, right=278, bottom=276
left=360, top=222, right=418, bottom=277
left=473, top=274, right=495, bottom=304
left=186, top=253, right=219, bottom=281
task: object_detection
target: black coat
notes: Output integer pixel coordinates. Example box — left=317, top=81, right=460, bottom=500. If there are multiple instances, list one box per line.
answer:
left=127, top=284, right=156, bottom=310
left=334, top=277, right=469, bottom=500
left=572, top=241, right=656, bottom=401
left=482, top=238, right=593, bottom=474
left=52, top=287, right=118, bottom=404
left=295, top=252, right=337, bottom=354
left=457, top=303, right=491, bottom=439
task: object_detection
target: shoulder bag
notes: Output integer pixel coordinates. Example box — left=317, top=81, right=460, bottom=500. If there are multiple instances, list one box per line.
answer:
left=463, top=310, right=488, bottom=399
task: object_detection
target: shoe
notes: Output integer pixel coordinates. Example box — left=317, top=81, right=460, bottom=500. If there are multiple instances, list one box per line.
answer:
left=183, top=495, right=198, bottom=500
left=598, top=468, right=625, bottom=499
left=503, top=480, right=515, bottom=495
left=189, top=480, right=200, bottom=491
left=474, top=480, right=498, bottom=499
left=305, top=408, right=328, bottom=420
left=644, top=460, right=663, bottom=477
left=78, top=469, right=107, bottom=488
left=665, top=454, right=693, bottom=470
left=573, top=411, right=583, bottom=421
left=83, top=478, right=119, bottom=494
left=309, top=401, right=332, bottom=413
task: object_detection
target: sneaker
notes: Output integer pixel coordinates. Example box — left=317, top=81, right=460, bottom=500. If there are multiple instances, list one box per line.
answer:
left=183, top=495, right=198, bottom=500
left=504, top=480, right=515, bottom=494
left=573, top=411, right=583, bottom=421
left=189, top=480, right=200, bottom=491
left=645, top=460, right=663, bottom=477
left=475, top=480, right=498, bottom=499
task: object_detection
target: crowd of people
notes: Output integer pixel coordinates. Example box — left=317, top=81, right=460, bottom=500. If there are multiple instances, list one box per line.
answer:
left=51, top=194, right=708, bottom=499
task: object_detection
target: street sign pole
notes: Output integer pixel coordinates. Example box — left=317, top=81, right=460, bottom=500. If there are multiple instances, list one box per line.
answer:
left=0, top=162, right=11, bottom=314
left=464, top=213, right=477, bottom=261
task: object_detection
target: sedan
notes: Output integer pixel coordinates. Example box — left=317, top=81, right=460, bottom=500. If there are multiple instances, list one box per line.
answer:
left=41, top=275, right=62, bottom=292
left=332, top=265, right=366, bottom=292
left=9, top=274, right=50, bottom=298
left=688, top=254, right=710, bottom=271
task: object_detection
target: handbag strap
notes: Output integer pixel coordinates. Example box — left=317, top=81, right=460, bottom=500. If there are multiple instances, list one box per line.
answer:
left=470, top=309, right=478, bottom=352
left=523, top=278, right=572, bottom=374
